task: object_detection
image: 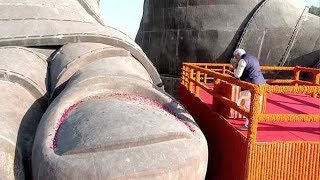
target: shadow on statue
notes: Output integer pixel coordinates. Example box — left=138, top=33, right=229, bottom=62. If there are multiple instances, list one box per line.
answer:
left=14, top=94, right=48, bottom=180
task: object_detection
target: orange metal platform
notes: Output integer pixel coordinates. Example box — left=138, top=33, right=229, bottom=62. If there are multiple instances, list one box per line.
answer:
left=179, top=63, right=320, bottom=180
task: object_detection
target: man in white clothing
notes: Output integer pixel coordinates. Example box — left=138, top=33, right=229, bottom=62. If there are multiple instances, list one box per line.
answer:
left=231, top=48, right=266, bottom=130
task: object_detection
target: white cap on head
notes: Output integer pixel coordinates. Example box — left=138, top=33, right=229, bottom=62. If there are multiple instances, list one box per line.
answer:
left=233, top=48, right=246, bottom=57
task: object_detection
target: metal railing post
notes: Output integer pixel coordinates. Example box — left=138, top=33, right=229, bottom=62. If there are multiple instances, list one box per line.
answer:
left=186, top=66, right=190, bottom=89
left=312, top=72, right=320, bottom=97
left=247, top=88, right=262, bottom=144
left=212, top=79, right=221, bottom=111
left=181, top=65, right=185, bottom=86
left=189, top=68, right=194, bottom=94
left=195, top=71, right=200, bottom=97
left=204, top=65, right=208, bottom=84
left=293, top=67, right=301, bottom=86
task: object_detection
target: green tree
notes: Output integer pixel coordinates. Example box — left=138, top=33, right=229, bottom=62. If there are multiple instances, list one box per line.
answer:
left=309, top=6, right=320, bottom=16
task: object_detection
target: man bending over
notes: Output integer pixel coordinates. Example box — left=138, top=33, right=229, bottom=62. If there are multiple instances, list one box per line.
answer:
left=231, top=48, right=266, bottom=130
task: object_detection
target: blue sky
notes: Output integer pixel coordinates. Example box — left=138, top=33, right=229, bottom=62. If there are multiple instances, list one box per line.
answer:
left=100, top=0, right=144, bottom=39
left=100, top=0, right=319, bottom=39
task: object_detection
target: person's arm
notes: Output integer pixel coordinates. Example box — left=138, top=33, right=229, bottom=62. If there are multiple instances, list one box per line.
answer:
left=230, top=58, right=238, bottom=68
left=234, top=59, right=247, bottom=78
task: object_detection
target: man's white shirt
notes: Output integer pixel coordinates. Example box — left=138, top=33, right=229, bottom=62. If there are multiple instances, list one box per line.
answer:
left=234, top=59, right=247, bottom=78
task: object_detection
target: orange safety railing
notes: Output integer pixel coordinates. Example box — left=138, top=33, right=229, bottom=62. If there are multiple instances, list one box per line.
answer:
left=181, top=63, right=320, bottom=143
